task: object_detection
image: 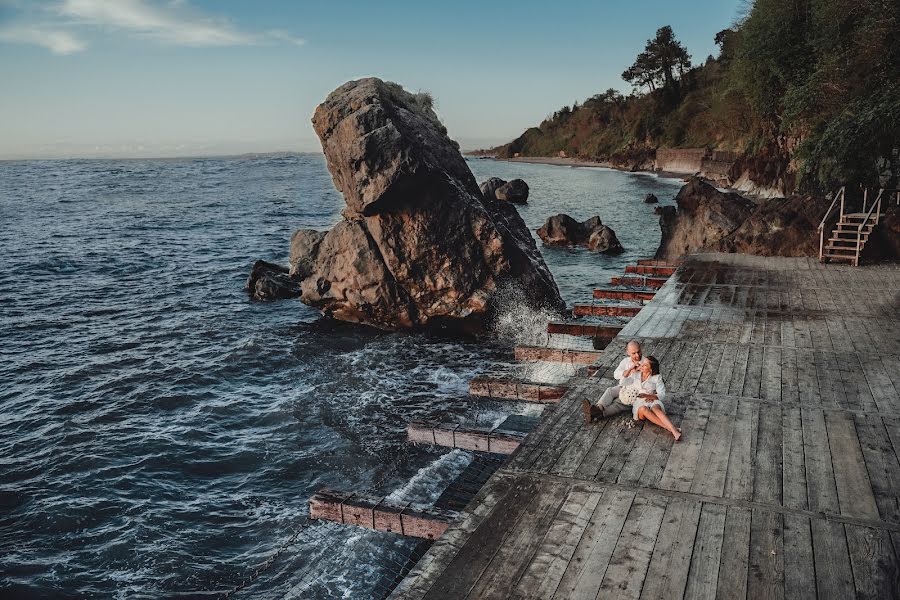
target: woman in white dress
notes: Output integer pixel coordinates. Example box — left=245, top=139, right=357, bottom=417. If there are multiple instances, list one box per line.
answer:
left=628, top=356, right=681, bottom=441
left=583, top=356, right=681, bottom=441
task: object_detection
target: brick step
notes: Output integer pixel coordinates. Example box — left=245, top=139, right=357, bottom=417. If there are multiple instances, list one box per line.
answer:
left=407, top=420, right=526, bottom=454
left=624, top=265, right=676, bottom=276
left=593, top=288, right=655, bottom=302
left=547, top=322, right=624, bottom=338
left=468, top=377, right=567, bottom=402
left=637, top=259, right=681, bottom=267
left=310, top=489, right=457, bottom=539
left=514, top=345, right=603, bottom=364
left=572, top=304, right=642, bottom=318
left=609, top=276, right=668, bottom=289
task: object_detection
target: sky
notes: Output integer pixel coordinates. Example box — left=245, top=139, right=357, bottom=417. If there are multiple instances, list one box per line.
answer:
left=0, top=0, right=744, bottom=159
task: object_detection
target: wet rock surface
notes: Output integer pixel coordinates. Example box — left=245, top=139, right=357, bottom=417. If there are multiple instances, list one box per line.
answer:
left=644, top=193, right=659, bottom=204
left=537, top=214, right=624, bottom=254
left=281, top=78, right=564, bottom=330
left=479, top=177, right=507, bottom=201
left=495, top=179, right=529, bottom=203
left=246, top=260, right=301, bottom=301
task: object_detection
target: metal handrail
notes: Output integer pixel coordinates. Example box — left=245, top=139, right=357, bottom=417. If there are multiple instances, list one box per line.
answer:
left=855, top=188, right=884, bottom=266
left=819, top=186, right=845, bottom=261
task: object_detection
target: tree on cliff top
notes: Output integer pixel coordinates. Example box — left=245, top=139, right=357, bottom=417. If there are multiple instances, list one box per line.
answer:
left=622, top=26, right=692, bottom=93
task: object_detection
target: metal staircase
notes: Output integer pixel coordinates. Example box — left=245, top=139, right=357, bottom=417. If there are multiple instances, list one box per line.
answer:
left=818, top=187, right=890, bottom=266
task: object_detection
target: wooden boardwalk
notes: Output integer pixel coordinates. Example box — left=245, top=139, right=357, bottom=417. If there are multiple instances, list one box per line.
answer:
left=390, top=253, right=900, bottom=600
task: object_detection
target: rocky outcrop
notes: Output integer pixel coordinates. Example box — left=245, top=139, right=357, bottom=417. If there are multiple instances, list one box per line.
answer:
left=655, top=177, right=841, bottom=259
left=286, top=78, right=564, bottom=330
left=866, top=204, right=900, bottom=261
left=246, top=260, right=301, bottom=301
left=644, top=193, right=658, bottom=204
left=495, top=179, right=529, bottom=203
left=655, top=178, right=755, bottom=261
left=537, top=214, right=624, bottom=254
left=715, top=194, right=831, bottom=256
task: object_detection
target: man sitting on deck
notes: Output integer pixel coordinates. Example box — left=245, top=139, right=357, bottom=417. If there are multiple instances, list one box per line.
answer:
left=612, top=340, right=642, bottom=384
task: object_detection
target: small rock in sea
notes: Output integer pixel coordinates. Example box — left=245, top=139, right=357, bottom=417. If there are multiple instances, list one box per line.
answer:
left=495, top=179, right=529, bottom=203
left=246, top=260, right=301, bottom=301
left=537, top=214, right=624, bottom=254
left=479, top=177, right=507, bottom=201
left=644, top=193, right=659, bottom=204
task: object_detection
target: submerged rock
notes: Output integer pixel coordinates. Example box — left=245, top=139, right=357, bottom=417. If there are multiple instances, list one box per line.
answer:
left=495, top=179, right=529, bottom=203
left=537, top=214, right=624, bottom=254
left=246, top=260, right=301, bottom=301
left=287, top=78, right=564, bottom=330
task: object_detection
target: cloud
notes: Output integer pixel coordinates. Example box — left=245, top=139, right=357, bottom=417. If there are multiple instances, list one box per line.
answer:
left=0, top=25, right=86, bottom=54
left=56, top=0, right=255, bottom=46
left=0, top=0, right=306, bottom=53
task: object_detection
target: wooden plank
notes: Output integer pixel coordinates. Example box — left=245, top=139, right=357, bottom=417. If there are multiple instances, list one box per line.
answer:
left=760, top=345, right=782, bottom=402
left=637, top=258, right=682, bottom=267
left=782, top=514, right=816, bottom=600
left=420, top=476, right=542, bottom=599
left=825, top=410, right=880, bottom=520
left=573, top=304, right=642, bottom=318
left=845, top=524, right=900, bottom=600
left=514, top=488, right=604, bottom=599
left=802, top=407, right=840, bottom=513
left=594, top=288, right=656, bottom=302
left=714, top=507, right=752, bottom=600
left=468, top=376, right=567, bottom=402
left=810, top=519, right=855, bottom=600
left=597, top=494, right=669, bottom=600
left=659, top=398, right=712, bottom=493
left=514, top=345, right=602, bottom=365
left=781, top=408, right=807, bottom=511
left=690, top=397, right=737, bottom=498
left=742, top=346, right=764, bottom=398
left=855, top=414, right=900, bottom=523
left=553, top=489, right=636, bottom=600
left=747, top=509, right=784, bottom=600
left=467, top=479, right=570, bottom=599
left=753, top=405, right=784, bottom=506
left=640, top=498, right=702, bottom=600
left=682, top=502, right=727, bottom=600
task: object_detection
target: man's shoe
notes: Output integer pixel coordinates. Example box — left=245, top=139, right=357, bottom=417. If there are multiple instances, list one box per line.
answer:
left=582, top=399, right=594, bottom=424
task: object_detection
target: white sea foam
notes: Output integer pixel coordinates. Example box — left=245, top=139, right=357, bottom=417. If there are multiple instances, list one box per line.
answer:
left=385, top=449, right=472, bottom=506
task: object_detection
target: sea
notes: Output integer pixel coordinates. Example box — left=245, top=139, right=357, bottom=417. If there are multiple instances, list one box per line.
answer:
left=0, top=154, right=684, bottom=599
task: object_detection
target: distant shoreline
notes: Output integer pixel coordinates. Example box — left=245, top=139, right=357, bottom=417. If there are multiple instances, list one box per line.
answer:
left=471, top=155, right=690, bottom=182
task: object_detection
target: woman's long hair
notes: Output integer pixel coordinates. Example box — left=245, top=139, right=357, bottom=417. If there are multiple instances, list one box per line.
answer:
left=646, top=355, right=660, bottom=376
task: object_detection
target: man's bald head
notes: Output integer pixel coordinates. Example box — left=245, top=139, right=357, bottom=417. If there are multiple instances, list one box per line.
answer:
left=626, top=340, right=642, bottom=362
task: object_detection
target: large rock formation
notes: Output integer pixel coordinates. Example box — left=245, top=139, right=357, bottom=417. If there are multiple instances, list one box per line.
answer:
left=655, top=178, right=755, bottom=261
left=655, top=177, right=839, bottom=259
left=715, top=194, right=831, bottom=256
left=537, top=214, right=624, bottom=254
left=495, top=179, right=529, bottom=203
left=288, top=78, right=564, bottom=330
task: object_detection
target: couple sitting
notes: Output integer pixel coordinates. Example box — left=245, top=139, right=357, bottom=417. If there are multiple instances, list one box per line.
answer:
left=582, top=340, right=682, bottom=441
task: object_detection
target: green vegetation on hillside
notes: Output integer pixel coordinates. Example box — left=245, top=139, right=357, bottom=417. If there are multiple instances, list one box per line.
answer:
left=486, top=0, right=900, bottom=192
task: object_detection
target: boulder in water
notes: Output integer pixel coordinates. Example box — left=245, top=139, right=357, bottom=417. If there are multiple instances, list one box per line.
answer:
left=246, top=260, right=301, bottom=301
left=537, top=214, right=624, bottom=254
left=479, top=177, right=507, bottom=201
left=644, top=193, right=658, bottom=204
left=495, top=179, right=529, bottom=203
left=285, top=78, right=563, bottom=330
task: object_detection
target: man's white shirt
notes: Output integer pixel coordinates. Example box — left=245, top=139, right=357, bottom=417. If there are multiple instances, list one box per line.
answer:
left=613, top=356, right=641, bottom=383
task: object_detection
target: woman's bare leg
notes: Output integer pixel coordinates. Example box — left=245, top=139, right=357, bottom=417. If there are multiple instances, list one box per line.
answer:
left=651, top=405, right=682, bottom=441
left=636, top=406, right=666, bottom=429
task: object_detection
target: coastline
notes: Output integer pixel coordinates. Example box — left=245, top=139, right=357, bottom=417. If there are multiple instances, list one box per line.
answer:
left=472, top=155, right=690, bottom=182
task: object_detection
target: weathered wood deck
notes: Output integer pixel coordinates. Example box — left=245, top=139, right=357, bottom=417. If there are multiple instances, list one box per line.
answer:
left=390, top=253, right=900, bottom=600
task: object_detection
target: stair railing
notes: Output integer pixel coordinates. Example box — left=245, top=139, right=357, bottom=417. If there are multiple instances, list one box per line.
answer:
left=855, top=188, right=883, bottom=266
left=818, top=186, right=845, bottom=262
